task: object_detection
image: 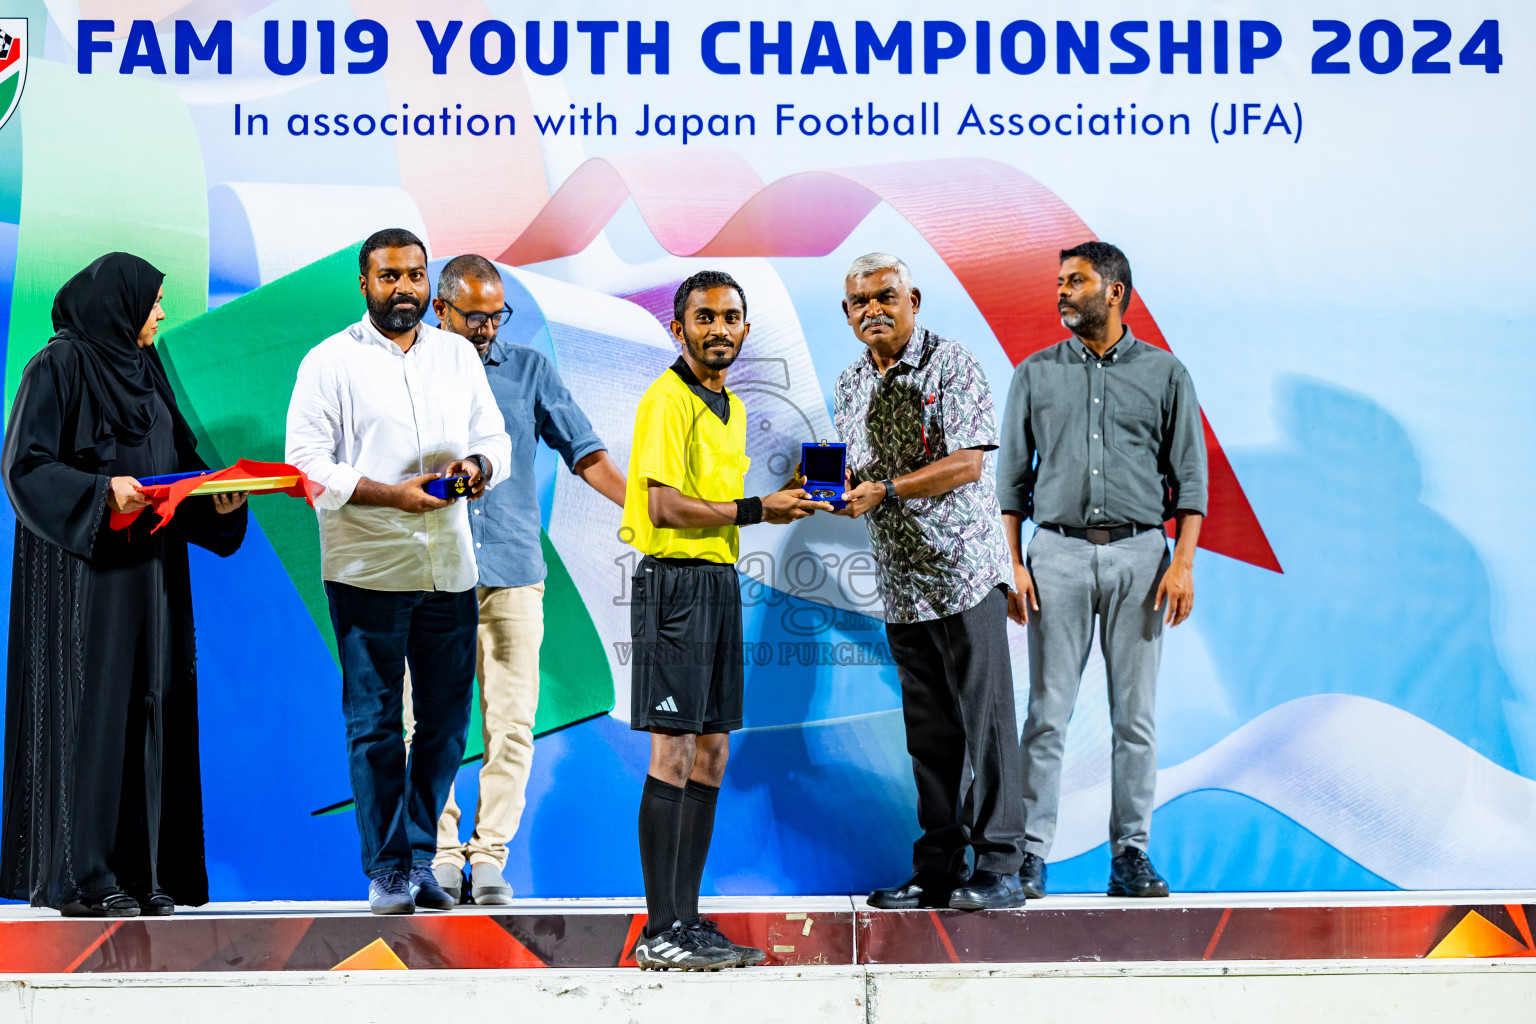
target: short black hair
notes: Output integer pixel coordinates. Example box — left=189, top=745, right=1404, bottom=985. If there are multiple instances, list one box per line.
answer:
left=1060, top=241, right=1133, bottom=313
left=672, top=270, right=747, bottom=325
left=437, top=253, right=501, bottom=303
left=359, top=228, right=427, bottom=276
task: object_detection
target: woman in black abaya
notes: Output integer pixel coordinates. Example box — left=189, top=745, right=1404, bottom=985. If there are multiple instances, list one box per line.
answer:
left=1, top=252, right=247, bottom=917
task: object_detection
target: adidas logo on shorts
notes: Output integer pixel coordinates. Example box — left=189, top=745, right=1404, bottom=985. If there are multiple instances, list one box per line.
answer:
left=654, top=696, right=678, bottom=713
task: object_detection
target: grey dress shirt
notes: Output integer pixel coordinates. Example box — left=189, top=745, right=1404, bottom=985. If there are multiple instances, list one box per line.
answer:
left=996, top=327, right=1208, bottom=528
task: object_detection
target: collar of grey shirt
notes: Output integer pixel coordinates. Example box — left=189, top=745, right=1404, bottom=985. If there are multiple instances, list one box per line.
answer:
left=1073, top=325, right=1140, bottom=364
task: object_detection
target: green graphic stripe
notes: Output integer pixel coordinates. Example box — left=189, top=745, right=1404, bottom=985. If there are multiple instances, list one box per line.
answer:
left=453, top=534, right=618, bottom=764
left=5, top=60, right=208, bottom=417
left=1, top=6, right=54, bottom=221
left=0, top=91, right=18, bottom=223
left=157, top=245, right=361, bottom=661
left=530, top=530, right=616, bottom=734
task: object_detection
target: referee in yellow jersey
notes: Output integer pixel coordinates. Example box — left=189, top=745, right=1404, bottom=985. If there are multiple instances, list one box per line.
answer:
left=625, top=271, right=829, bottom=971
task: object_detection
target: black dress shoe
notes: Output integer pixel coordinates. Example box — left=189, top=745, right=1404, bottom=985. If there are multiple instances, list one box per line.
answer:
left=61, top=889, right=140, bottom=918
left=1019, top=852, right=1047, bottom=899
left=136, top=891, right=175, bottom=916
left=948, top=870, right=1028, bottom=911
left=868, top=869, right=971, bottom=909
left=1107, top=848, right=1170, bottom=897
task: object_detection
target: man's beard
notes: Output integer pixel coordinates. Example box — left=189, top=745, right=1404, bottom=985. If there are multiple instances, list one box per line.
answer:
left=687, top=332, right=739, bottom=370
left=368, top=291, right=425, bottom=333
left=1059, top=289, right=1108, bottom=334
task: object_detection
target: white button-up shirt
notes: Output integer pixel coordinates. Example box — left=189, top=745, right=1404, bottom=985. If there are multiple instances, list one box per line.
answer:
left=285, top=315, right=512, bottom=592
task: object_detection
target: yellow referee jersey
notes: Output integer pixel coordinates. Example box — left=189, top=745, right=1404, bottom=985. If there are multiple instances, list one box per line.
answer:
left=621, top=359, right=750, bottom=564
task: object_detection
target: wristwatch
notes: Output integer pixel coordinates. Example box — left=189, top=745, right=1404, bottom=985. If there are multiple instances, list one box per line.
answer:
left=469, top=453, right=490, bottom=481
left=881, top=478, right=899, bottom=509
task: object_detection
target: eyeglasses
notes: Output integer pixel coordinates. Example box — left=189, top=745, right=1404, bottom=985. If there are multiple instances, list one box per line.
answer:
left=441, top=300, right=514, bottom=330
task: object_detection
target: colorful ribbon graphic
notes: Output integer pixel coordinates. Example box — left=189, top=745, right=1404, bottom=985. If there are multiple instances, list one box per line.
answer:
left=499, top=150, right=1279, bottom=571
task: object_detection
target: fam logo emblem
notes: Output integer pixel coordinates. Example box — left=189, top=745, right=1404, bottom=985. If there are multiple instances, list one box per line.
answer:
left=0, top=18, right=26, bottom=134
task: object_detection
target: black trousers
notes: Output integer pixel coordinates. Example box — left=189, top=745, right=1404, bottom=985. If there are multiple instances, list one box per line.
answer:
left=885, top=585, right=1025, bottom=877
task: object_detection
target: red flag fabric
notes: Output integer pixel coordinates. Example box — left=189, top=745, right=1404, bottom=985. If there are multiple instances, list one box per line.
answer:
left=109, top=458, right=315, bottom=533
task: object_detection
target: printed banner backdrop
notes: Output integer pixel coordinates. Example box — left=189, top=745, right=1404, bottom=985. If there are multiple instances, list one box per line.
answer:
left=0, top=0, right=1532, bottom=901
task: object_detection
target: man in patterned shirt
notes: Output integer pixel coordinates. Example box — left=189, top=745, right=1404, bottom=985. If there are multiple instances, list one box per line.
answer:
left=832, top=253, right=1028, bottom=911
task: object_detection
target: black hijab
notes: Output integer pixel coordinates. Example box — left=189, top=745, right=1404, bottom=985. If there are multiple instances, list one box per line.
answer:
left=49, top=252, right=175, bottom=446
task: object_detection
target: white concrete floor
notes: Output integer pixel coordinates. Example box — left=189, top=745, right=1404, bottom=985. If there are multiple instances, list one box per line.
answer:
left=1, top=961, right=1533, bottom=1024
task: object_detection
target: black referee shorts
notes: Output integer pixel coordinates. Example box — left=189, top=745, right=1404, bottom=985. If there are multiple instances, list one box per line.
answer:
left=629, top=555, right=744, bottom=735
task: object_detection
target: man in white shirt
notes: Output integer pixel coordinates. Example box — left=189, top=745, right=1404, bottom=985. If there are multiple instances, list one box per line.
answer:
left=285, top=228, right=512, bottom=915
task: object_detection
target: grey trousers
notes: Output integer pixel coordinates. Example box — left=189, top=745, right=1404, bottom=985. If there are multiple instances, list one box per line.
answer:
left=1020, top=526, right=1170, bottom=859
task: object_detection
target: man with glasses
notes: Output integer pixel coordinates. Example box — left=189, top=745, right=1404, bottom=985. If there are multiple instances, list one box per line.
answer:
left=419, top=254, right=627, bottom=904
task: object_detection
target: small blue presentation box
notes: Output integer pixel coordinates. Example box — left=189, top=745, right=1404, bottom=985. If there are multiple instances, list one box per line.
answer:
left=801, top=441, right=847, bottom=510
left=426, top=475, right=473, bottom=500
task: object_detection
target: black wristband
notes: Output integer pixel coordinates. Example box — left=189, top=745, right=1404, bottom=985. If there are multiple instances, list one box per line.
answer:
left=881, top=479, right=899, bottom=508
left=734, top=496, right=763, bottom=526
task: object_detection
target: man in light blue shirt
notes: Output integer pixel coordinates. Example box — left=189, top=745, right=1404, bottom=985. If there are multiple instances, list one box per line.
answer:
left=419, top=254, right=625, bottom=904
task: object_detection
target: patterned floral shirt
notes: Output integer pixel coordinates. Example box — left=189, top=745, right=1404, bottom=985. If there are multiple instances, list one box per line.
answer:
left=832, top=324, right=1013, bottom=624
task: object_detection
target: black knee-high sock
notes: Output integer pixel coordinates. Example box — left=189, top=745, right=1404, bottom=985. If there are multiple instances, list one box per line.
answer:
left=638, top=775, right=686, bottom=937
left=674, top=780, right=719, bottom=925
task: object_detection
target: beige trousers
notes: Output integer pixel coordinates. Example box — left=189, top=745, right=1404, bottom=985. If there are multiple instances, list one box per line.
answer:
left=403, top=582, right=544, bottom=869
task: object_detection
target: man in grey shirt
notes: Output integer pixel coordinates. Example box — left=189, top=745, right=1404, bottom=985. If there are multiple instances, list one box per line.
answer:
left=997, top=241, right=1207, bottom=899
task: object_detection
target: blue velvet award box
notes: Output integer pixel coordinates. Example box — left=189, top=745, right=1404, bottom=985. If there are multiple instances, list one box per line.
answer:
left=801, top=441, right=848, bottom=510
left=426, top=475, right=473, bottom=500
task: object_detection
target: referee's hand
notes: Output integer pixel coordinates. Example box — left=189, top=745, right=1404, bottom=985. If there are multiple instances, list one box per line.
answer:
left=762, top=488, right=832, bottom=524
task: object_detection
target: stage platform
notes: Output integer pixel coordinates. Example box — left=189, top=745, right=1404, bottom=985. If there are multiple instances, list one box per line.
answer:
left=1, top=890, right=1533, bottom=973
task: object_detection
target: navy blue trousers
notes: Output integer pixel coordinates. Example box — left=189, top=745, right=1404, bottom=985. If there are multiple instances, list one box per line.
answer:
left=326, top=582, right=476, bottom=878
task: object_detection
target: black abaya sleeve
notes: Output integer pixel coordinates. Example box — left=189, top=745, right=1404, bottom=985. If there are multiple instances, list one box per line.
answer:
left=162, top=387, right=248, bottom=559
left=1, top=345, right=110, bottom=561
left=171, top=495, right=248, bottom=557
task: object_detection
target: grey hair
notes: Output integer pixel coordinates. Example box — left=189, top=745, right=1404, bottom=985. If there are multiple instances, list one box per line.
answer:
left=845, top=252, right=913, bottom=293
left=437, top=253, right=502, bottom=303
